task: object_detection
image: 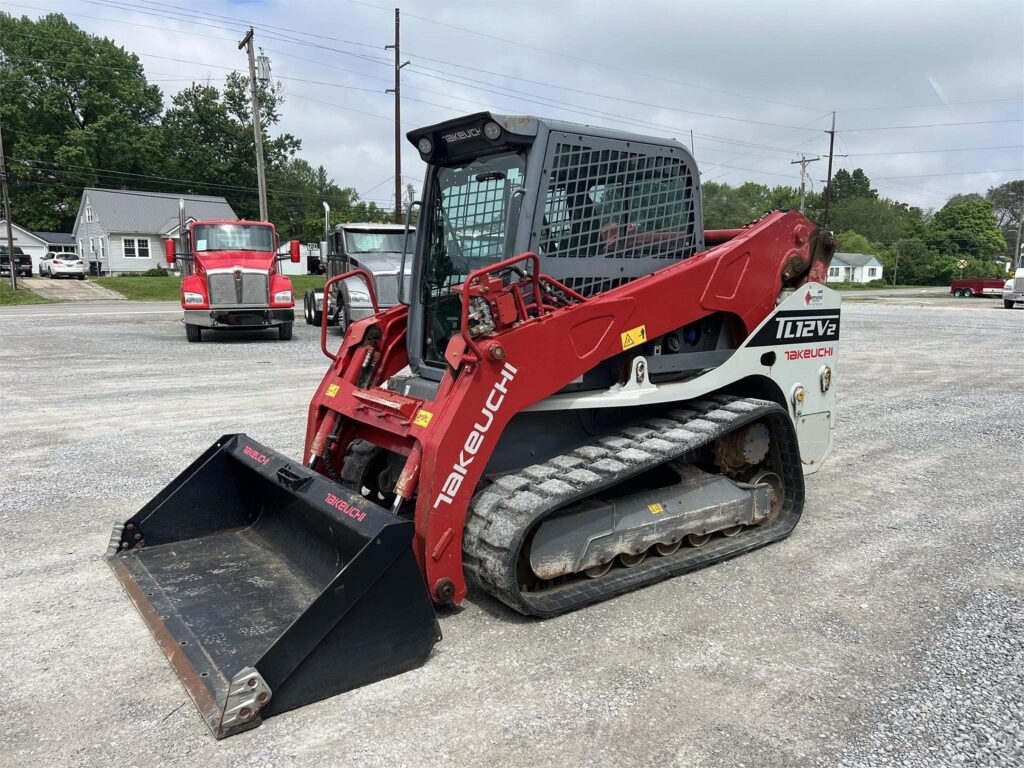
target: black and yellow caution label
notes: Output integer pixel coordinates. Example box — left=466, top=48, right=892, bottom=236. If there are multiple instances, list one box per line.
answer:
left=620, top=324, right=647, bottom=350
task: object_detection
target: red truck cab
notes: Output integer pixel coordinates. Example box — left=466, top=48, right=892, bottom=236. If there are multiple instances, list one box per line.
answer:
left=167, top=220, right=300, bottom=342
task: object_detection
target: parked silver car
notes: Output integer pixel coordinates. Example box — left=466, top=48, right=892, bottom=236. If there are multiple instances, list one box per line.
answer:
left=39, top=252, right=86, bottom=279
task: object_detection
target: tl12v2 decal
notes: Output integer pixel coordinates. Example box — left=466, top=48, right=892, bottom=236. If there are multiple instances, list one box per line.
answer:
left=748, top=308, right=841, bottom=347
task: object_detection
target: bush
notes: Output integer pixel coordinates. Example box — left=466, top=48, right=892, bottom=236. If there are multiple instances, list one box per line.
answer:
left=139, top=268, right=170, bottom=277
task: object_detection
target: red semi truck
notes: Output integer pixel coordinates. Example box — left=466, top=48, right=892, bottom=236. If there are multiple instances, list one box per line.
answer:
left=949, top=278, right=1006, bottom=298
left=166, top=219, right=301, bottom=342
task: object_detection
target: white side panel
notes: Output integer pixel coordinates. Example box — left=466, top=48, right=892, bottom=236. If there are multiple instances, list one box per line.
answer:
left=526, top=284, right=841, bottom=475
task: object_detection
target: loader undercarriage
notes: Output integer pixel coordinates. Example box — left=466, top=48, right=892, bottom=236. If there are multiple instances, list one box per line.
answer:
left=462, top=395, right=802, bottom=616
left=338, top=394, right=802, bottom=617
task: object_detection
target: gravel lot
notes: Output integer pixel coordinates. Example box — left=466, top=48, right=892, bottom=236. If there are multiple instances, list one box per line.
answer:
left=0, top=296, right=1021, bottom=767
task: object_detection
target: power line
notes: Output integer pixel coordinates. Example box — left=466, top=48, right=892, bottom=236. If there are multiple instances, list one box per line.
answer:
left=7, top=157, right=395, bottom=204
left=873, top=168, right=1024, bottom=179
left=845, top=144, right=1024, bottom=157
left=344, top=0, right=821, bottom=112
left=840, top=119, right=1023, bottom=131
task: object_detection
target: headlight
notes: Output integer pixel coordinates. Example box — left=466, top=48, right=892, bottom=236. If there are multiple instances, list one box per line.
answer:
left=273, top=290, right=293, bottom=303
left=483, top=121, right=502, bottom=140
left=183, top=292, right=205, bottom=305
left=417, top=137, right=433, bottom=154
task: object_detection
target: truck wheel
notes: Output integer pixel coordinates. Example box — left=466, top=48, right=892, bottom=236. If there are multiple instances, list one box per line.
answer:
left=185, top=324, right=202, bottom=342
left=303, top=291, right=313, bottom=324
left=1006, top=299, right=1015, bottom=309
left=278, top=322, right=294, bottom=341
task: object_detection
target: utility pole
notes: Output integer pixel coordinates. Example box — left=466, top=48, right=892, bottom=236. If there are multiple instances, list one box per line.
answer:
left=0, top=121, right=17, bottom=290
left=1015, top=195, right=1024, bottom=266
left=822, top=111, right=837, bottom=229
left=689, top=129, right=694, bottom=155
left=385, top=9, right=410, bottom=225
left=790, top=154, right=820, bottom=213
left=239, top=27, right=268, bottom=221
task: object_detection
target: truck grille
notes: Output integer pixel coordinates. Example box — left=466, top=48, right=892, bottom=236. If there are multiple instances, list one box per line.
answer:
left=1015, top=276, right=1024, bottom=293
left=375, top=275, right=399, bottom=305
left=208, top=272, right=269, bottom=307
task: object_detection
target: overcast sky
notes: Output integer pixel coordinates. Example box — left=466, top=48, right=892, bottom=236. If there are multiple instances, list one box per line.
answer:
left=12, top=0, right=1024, bottom=211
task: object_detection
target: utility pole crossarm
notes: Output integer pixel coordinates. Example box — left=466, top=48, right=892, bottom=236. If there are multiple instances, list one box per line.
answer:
left=790, top=155, right=820, bottom=214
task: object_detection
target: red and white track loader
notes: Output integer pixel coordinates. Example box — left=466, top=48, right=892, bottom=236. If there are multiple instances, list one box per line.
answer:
left=108, top=113, right=839, bottom=737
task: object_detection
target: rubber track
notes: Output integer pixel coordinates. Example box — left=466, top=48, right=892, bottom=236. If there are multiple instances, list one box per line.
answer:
left=462, top=395, right=806, bottom=617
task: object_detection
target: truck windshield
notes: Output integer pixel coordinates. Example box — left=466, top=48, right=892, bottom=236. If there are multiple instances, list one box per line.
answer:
left=345, top=231, right=410, bottom=254
left=421, top=151, right=526, bottom=365
left=193, top=224, right=274, bottom=252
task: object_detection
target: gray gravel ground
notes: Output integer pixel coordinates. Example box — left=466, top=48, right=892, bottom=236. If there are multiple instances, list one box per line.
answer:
left=0, top=296, right=1021, bottom=768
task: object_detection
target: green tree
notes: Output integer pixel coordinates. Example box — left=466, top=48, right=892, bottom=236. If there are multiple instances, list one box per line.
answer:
left=829, top=168, right=877, bottom=205
left=161, top=72, right=301, bottom=220
left=0, top=12, right=163, bottom=229
left=924, top=199, right=1006, bottom=259
left=837, top=230, right=874, bottom=254
left=986, top=179, right=1023, bottom=259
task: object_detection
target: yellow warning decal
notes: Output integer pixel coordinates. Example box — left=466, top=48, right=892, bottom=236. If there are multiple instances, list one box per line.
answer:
left=620, top=324, right=647, bottom=350
left=413, top=409, right=434, bottom=427
left=325, top=383, right=340, bottom=398
left=648, top=502, right=664, bottom=515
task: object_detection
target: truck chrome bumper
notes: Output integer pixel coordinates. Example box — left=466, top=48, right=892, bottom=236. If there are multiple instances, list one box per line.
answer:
left=184, top=308, right=294, bottom=329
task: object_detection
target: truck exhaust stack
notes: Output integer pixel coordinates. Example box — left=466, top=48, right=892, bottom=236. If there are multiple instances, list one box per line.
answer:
left=107, top=435, right=440, bottom=738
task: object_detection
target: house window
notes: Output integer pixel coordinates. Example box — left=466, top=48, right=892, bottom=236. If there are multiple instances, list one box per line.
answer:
left=123, top=237, right=151, bottom=258
left=828, top=266, right=839, bottom=277
left=78, top=239, right=84, bottom=256
left=90, top=237, right=97, bottom=254
left=85, top=206, right=95, bottom=223
left=867, top=267, right=877, bottom=278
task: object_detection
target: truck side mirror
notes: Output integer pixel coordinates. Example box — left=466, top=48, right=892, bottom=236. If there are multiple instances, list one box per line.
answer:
left=165, top=239, right=176, bottom=264
left=289, top=239, right=301, bottom=263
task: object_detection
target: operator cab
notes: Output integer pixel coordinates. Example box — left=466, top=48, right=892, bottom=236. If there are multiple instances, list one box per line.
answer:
left=404, top=112, right=704, bottom=383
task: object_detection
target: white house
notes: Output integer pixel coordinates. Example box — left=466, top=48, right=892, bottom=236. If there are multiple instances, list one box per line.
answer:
left=827, top=252, right=884, bottom=284
left=0, top=220, right=77, bottom=275
left=72, top=188, right=237, bottom=275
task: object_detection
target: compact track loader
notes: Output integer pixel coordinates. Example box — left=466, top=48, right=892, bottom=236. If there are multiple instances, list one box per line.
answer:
left=109, top=113, right=839, bottom=737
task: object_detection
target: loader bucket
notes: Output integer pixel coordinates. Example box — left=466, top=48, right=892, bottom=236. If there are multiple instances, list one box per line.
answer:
left=107, top=434, right=440, bottom=739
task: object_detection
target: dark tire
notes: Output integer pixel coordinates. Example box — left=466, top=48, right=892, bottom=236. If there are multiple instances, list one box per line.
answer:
left=303, top=290, right=313, bottom=324
left=185, top=324, right=202, bottom=342
left=278, top=322, right=293, bottom=341
left=311, top=292, right=323, bottom=326
left=78, top=275, right=85, bottom=280
left=1006, top=300, right=1015, bottom=309
left=48, top=270, right=54, bottom=279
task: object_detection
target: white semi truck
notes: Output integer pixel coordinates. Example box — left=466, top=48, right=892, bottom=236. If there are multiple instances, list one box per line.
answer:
left=1003, top=255, right=1024, bottom=309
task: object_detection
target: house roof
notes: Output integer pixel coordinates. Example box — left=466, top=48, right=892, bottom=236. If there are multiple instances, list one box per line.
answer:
left=82, top=188, right=237, bottom=234
left=0, top=220, right=46, bottom=245
left=34, top=231, right=76, bottom=245
left=832, top=252, right=880, bottom=268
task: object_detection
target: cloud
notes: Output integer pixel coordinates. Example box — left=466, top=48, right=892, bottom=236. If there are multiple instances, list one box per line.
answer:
left=42, top=0, right=1024, bottom=209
